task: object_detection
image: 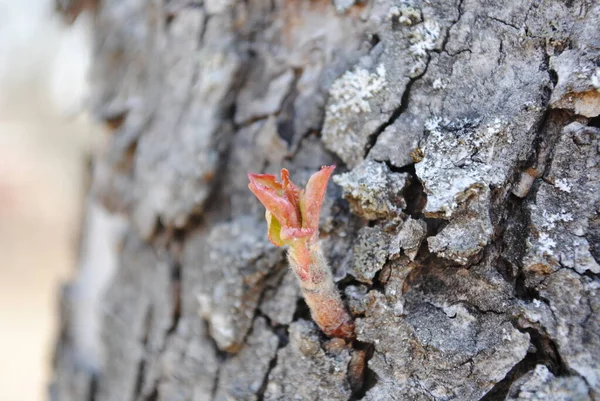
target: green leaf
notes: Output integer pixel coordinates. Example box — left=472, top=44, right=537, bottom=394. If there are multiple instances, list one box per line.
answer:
left=265, top=211, right=285, bottom=246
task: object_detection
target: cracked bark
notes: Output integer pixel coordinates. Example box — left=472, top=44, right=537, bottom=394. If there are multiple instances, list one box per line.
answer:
left=52, top=0, right=600, bottom=400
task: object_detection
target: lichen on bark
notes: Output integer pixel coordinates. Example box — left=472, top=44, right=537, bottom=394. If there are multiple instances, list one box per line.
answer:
left=52, top=0, right=600, bottom=400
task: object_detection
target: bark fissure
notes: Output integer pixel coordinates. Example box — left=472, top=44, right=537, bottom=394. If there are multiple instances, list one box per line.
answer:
left=255, top=314, right=287, bottom=401
left=364, top=59, right=431, bottom=159
left=440, top=0, right=465, bottom=54
left=485, top=16, right=520, bottom=31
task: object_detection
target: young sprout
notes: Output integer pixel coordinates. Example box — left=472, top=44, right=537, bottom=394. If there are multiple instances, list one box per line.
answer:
left=248, top=166, right=355, bottom=340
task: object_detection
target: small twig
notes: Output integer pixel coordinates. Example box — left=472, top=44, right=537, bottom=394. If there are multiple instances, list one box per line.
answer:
left=248, top=166, right=355, bottom=339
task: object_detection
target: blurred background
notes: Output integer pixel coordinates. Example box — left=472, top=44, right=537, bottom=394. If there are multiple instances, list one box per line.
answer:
left=0, top=1, right=101, bottom=400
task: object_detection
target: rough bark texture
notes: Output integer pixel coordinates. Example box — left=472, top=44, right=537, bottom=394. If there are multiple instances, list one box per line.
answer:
left=52, top=0, right=600, bottom=400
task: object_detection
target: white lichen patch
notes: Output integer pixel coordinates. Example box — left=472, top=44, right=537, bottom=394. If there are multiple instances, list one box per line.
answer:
left=485, top=118, right=508, bottom=142
left=327, top=65, right=387, bottom=115
left=554, top=178, right=572, bottom=193
left=415, top=117, right=510, bottom=216
left=406, top=19, right=440, bottom=76
left=333, top=160, right=409, bottom=220
left=424, top=116, right=442, bottom=131
left=536, top=232, right=557, bottom=256
left=387, top=5, right=422, bottom=26
left=541, top=209, right=574, bottom=230
left=591, top=68, right=600, bottom=91
left=409, top=20, right=441, bottom=58
left=386, top=5, right=400, bottom=19
left=322, top=65, right=388, bottom=166
left=399, top=7, right=421, bottom=26
left=521, top=120, right=600, bottom=277
left=432, top=77, right=447, bottom=90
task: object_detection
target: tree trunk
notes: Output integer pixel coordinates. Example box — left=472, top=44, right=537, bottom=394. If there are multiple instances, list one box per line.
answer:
left=51, top=0, right=600, bottom=400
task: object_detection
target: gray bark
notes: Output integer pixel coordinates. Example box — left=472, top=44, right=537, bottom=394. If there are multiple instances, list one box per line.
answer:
left=52, top=0, right=600, bottom=400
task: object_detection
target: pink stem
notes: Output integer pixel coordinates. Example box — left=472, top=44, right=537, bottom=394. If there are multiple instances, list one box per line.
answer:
left=288, top=241, right=355, bottom=339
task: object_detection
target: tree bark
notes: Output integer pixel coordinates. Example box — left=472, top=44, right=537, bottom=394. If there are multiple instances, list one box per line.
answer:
left=52, top=0, right=600, bottom=400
